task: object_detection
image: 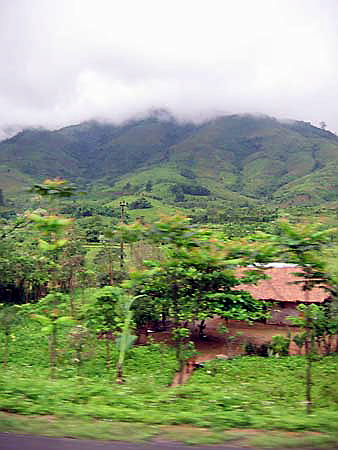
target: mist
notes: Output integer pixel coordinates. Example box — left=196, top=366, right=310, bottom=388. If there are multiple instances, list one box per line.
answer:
left=0, top=0, right=337, bottom=138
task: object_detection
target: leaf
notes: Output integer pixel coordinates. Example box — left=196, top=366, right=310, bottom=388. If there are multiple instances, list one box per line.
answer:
left=55, top=239, right=68, bottom=248
left=115, top=334, right=137, bottom=351
left=41, top=325, right=53, bottom=335
left=56, top=316, right=76, bottom=326
left=31, top=314, right=51, bottom=326
left=38, top=239, right=54, bottom=251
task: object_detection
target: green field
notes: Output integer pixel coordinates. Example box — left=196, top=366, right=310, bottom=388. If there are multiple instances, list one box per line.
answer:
left=0, top=319, right=337, bottom=435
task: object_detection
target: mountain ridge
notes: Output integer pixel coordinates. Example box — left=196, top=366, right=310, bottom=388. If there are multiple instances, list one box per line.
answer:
left=1, top=113, right=338, bottom=213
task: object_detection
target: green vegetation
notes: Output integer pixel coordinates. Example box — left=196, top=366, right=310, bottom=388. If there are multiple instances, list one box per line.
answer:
left=0, top=337, right=337, bottom=432
left=0, top=179, right=338, bottom=447
left=2, top=114, right=338, bottom=221
left=1, top=413, right=336, bottom=447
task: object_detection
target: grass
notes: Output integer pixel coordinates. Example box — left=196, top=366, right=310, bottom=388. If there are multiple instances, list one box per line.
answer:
left=0, top=320, right=338, bottom=444
left=0, top=413, right=158, bottom=442
left=0, top=329, right=337, bottom=432
left=155, top=425, right=243, bottom=445
left=104, top=194, right=185, bottom=221
left=248, top=431, right=338, bottom=448
left=1, top=413, right=337, bottom=447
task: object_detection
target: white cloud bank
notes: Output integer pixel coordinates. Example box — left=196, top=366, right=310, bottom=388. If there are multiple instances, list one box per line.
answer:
left=0, top=0, right=337, bottom=138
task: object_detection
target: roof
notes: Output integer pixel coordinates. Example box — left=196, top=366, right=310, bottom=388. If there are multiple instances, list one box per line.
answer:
left=235, top=267, right=329, bottom=303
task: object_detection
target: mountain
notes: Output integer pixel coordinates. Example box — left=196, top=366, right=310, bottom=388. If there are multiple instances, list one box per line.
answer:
left=1, top=114, right=338, bottom=216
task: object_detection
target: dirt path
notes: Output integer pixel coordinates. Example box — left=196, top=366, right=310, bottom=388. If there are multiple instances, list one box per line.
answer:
left=171, top=366, right=195, bottom=387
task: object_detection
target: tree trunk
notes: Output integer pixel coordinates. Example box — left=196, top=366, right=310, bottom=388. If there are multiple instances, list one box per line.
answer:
left=305, top=335, right=313, bottom=414
left=120, top=241, right=124, bottom=271
left=69, top=273, right=76, bottom=317
left=172, top=282, right=184, bottom=384
left=198, top=319, right=206, bottom=339
left=324, top=334, right=332, bottom=355
left=161, top=309, right=167, bottom=329
left=116, top=363, right=123, bottom=384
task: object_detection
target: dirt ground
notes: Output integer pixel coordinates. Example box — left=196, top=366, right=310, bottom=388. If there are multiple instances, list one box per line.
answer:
left=150, top=317, right=304, bottom=386
left=150, top=317, right=302, bottom=364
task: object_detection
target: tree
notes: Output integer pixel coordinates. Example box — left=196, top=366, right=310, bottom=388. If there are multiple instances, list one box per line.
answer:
left=84, top=287, right=141, bottom=382
left=145, top=180, right=153, bottom=192
left=30, top=177, right=76, bottom=199
left=259, top=220, right=338, bottom=413
left=27, top=212, right=73, bottom=290
left=0, top=221, right=53, bottom=304
left=57, top=228, right=87, bottom=315
left=85, top=286, right=123, bottom=369
left=31, top=292, right=75, bottom=378
left=119, top=215, right=265, bottom=383
left=289, top=305, right=319, bottom=414
left=129, top=197, right=153, bottom=210
left=115, top=294, right=143, bottom=384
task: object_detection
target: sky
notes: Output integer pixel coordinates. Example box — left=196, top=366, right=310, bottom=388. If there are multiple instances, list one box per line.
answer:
left=0, top=0, right=338, bottom=139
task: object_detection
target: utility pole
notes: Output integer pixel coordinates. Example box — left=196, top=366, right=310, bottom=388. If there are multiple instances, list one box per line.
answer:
left=119, top=201, right=128, bottom=270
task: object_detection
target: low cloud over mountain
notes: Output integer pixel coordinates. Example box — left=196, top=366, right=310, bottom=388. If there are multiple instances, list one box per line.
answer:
left=0, top=0, right=338, bottom=136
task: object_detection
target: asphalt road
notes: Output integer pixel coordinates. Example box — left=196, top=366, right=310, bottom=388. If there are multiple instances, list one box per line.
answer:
left=0, top=432, right=247, bottom=450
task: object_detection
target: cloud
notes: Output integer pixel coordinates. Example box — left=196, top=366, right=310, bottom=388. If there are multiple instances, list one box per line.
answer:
left=0, top=0, right=337, bottom=137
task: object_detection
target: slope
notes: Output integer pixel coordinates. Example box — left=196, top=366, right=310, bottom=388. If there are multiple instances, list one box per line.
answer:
left=1, top=114, right=338, bottom=212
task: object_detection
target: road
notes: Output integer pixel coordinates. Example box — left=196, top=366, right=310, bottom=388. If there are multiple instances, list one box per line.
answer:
left=0, top=432, right=248, bottom=450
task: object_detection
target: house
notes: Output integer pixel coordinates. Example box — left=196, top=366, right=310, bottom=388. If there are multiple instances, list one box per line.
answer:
left=236, top=263, right=330, bottom=325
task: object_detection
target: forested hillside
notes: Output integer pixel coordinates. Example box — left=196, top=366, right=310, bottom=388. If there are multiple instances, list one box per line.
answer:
left=1, top=114, right=338, bottom=218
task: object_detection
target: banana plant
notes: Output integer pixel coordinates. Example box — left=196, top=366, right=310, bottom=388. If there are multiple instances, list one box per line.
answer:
left=115, top=294, right=144, bottom=384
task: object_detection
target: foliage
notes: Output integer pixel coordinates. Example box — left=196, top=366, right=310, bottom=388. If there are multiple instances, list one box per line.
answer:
left=60, top=202, right=117, bottom=218
left=0, top=220, right=54, bottom=303
left=30, top=178, right=76, bottom=198
left=268, top=334, right=291, bottom=357
left=0, top=304, right=21, bottom=367
left=1, top=191, right=338, bottom=435
left=115, top=294, right=144, bottom=383
left=145, top=180, right=153, bottom=192
left=128, top=197, right=153, bottom=209
left=121, top=215, right=266, bottom=326
left=257, top=220, right=338, bottom=413
left=171, top=183, right=211, bottom=197
left=30, top=293, right=76, bottom=378
left=5, top=115, right=338, bottom=222
left=244, top=342, right=269, bottom=357
left=84, top=286, right=123, bottom=333
left=117, top=215, right=266, bottom=381
left=0, top=347, right=337, bottom=432
left=180, top=169, right=196, bottom=179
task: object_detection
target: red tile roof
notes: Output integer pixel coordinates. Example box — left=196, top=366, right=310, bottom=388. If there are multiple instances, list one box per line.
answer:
left=236, top=267, right=329, bottom=303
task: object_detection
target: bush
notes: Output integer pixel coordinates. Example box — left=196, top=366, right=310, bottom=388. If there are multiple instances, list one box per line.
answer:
left=129, top=198, right=153, bottom=209
left=268, top=335, right=290, bottom=357
left=244, top=341, right=269, bottom=356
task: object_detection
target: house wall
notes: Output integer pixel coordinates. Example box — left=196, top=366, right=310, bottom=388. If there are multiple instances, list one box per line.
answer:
left=266, top=302, right=300, bottom=325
